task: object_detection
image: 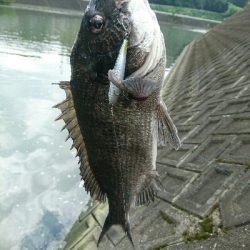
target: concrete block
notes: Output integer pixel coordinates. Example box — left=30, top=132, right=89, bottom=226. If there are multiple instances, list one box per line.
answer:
left=180, top=135, right=234, bottom=172
left=185, top=118, right=222, bottom=144
left=218, top=135, right=250, bottom=164
left=212, top=98, right=250, bottom=116
left=157, top=144, right=198, bottom=167
left=167, top=225, right=250, bottom=250
left=119, top=201, right=193, bottom=250
left=188, top=104, right=218, bottom=124
left=215, top=113, right=250, bottom=134
left=220, top=172, right=250, bottom=228
left=174, top=124, right=200, bottom=143
left=174, top=162, right=242, bottom=217
left=157, top=164, right=198, bottom=203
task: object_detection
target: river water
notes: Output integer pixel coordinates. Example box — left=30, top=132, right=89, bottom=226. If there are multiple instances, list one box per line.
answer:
left=0, top=5, right=206, bottom=250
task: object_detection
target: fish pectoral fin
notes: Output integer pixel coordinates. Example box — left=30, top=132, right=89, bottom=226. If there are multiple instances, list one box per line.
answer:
left=108, top=69, right=159, bottom=100
left=54, top=81, right=106, bottom=203
left=135, top=172, right=162, bottom=207
left=157, top=100, right=181, bottom=150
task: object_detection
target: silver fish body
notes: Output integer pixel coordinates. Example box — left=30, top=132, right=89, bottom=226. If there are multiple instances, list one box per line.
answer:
left=55, top=0, right=180, bottom=246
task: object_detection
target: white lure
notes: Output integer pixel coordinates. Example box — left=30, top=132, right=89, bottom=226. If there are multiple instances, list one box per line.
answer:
left=108, top=39, right=128, bottom=105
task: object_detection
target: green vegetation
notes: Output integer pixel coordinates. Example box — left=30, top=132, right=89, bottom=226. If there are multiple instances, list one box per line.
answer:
left=149, top=243, right=169, bottom=250
left=160, top=211, right=177, bottom=225
left=149, top=0, right=248, bottom=21
left=149, top=0, right=249, bottom=13
left=183, top=217, right=215, bottom=242
left=0, top=0, right=15, bottom=3
left=224, top=2, right=243, bottom=16
left=245, top=162, right=250, bottom=171
left=199, top=217, right=214, bottom=233
left=150, top=4, right=226, bottom=21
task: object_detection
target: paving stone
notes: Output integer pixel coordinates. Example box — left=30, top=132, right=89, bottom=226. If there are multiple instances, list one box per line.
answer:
left=174, top=162, right=242, bottom=217
left=118, top=201, right=194, bottom=250
left=212, top=98, right=250, bottom=116
left=185, top=118, right=222, bottom=144
left=166, top=224, right=250, bottom=250
left=220, top=171, right=250, bottom=228
left=215, top=86, right=246, bottom=100
left=92, top=203, right=109, bottom=227
left=172, top=111, right=199, bottom=125
left=218, top=135, right=250, bottom=164
left=63, top=213, right=103, bottom=250
left=157, top=164, right=198, bottom=203
left=175, top=124, right=200, bottom=143
left=240, top=84, right=250, bottom=98
left=215, top=113, right=250, bottom=134
left=179, top=135, right=234, bottom=171
left=188, top=104, right=218, bottom=124
left=86, top=227, right=115, bottom=250
left=157, top=144, right=198, bottom=167
left=233, top=74, right=249, bottom=87
left=171, top=101, right=200, bottom=114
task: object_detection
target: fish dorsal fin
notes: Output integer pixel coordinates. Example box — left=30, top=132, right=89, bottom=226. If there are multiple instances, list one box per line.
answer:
left=54, top=81, right=106, bottom=203
left=157, top=100, right=181, bottom=150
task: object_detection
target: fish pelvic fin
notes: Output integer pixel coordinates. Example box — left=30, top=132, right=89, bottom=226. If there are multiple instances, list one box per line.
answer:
left=157, top=99, right=181, bottom=150
left=97, top=212, right=134, bottom=248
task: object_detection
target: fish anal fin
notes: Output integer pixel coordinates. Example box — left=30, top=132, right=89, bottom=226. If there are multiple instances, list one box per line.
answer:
left=54, top=81, right=106, bottom=203
left=157, top=100, right=181, bottom=150
left=135, top=172, right=162, bottom=207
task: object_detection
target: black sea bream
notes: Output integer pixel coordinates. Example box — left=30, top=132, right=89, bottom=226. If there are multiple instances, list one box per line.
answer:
left=55, top=0, right=180, bottom=245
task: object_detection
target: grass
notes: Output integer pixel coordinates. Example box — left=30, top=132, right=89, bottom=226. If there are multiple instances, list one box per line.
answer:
left=183, top=217, right=215, bottom=242
left=150, top=3, right=243, bottom=21
left=0, top=0, right=16, bottom=3
left=149, top=243, right=169, bottom=250
left=245, top=162, right=250, bottom=172
left=160, top=211, right=177, bottom=225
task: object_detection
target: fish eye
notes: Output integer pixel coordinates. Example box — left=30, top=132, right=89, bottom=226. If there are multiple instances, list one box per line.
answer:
left=89, top=15, right=105, bottom=34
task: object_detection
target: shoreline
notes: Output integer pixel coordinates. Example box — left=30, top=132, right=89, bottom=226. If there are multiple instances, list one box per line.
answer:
left=1, top=1, right=220, bottom=28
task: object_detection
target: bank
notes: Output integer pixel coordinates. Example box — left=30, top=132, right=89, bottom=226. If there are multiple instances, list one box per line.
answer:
left=3, top=0, right=220, bottom=29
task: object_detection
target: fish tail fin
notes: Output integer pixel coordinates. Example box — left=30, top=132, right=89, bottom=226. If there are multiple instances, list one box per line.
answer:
left=97, top=211, right=134, bottom=248
left=97, top=214, right=112, bottom=246
left=122, top=220, right=134, bottom=248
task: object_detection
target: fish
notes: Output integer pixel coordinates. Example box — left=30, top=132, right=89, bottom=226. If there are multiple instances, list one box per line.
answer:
left=54, top=0, right=181, bottom=246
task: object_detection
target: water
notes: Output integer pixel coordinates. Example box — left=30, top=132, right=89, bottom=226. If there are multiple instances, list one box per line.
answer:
left=0, top=5, right=205, bottom=250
